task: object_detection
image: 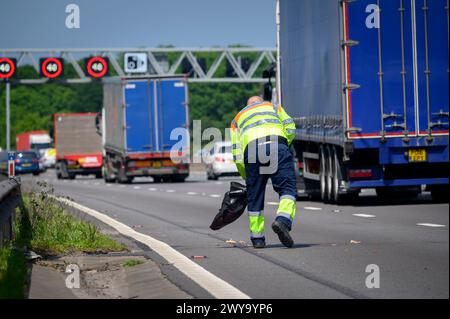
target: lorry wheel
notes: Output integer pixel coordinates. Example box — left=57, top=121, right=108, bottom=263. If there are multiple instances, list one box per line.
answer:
left=95, top=172, right=102, bottom=179
left=68, top=174, right=75, bottom=180
left=153, top=176, right=162, bottom=183
left=332, top=147, right=344, bottom=204
left=431, top=187, right=449, bottom=202
left=326, top=146, right=334, bottom=203
left=319, top=146, right=329, bottom=203
left=172, top=175, right=187, bottom=183
left=118, top=167, right=132, bottom=184
left=104, top=170, right=115, bottom=183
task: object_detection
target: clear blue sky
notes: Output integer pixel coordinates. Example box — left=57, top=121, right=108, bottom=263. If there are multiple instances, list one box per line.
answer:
left=0, top=0, right=277, bottom=49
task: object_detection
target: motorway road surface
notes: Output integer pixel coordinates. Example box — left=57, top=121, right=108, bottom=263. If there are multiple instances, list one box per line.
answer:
left=24, top=170, right=449, bottom=299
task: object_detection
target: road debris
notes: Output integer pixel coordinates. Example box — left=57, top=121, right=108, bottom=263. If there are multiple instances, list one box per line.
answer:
left=191, top=255, right=207, bottom=260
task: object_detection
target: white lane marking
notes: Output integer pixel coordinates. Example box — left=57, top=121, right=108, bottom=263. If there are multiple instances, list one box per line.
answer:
left=303, top=207, right=323, bottom=211
left=106, top=184, right=112, bottom=187
left=417, top=223, right=446, bottom=228
left=133, top=186, right=141, bottom=190
left=353, top=214, right=376, bottom=218
left=187, top=192, right=198, bottom=195
left=53, top=197, right=250, bottom=299
left=73, top=181, right=78, bottom=184
left=148, top=188, right=157, bottom=191
left=267, top=202, right=279, bottom=206
left=120, top=185, right=126, bottom=188
left=215, top=182, right=223, bottom=185
left=209, top=194, right=221, bottom=198
left=166, top=190, right=176, bottom=193
left=83, top=181, right=88, bottom=185
left=94, top=182, right=100, bottom=186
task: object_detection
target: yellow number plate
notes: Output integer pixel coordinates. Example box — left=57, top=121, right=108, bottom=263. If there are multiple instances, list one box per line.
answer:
left=408, top=149, right=427, bottom=162
left=152, top=161, right=162, bottom=168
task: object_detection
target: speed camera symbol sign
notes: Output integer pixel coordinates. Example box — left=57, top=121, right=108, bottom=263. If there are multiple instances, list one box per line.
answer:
left=124, top=53, right=148, bottom=73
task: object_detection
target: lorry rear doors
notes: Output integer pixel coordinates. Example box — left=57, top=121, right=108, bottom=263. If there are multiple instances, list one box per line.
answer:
left=345, top=0, right=448, bottom=138
left=415, top=0, right=449, bottom=136
left=124, top=78, right=188, bottom=153
left=124, top=80, right=152, bottom=153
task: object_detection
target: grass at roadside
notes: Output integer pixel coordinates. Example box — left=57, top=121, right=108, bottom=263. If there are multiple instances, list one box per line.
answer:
left=0, top=183, right=126, bottom=298
left=22, top=190, right=125, bottom=255
left=122, top=259, right=145, bottom=268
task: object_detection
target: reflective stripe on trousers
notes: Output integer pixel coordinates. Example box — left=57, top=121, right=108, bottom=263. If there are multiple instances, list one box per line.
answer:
left=248, top=211, right=265, bottom=239
left=276, top=195, right=296, bottom=222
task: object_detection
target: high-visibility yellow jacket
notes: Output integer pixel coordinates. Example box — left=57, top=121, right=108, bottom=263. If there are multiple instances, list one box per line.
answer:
left=230, top=101, right=296, bottom=180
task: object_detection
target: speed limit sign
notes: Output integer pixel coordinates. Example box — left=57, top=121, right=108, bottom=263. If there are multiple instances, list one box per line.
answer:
left=40, top=57, right=64, bottom=79
left=0, top=58, right=16, bottom=79
left=85, top=56, right=109, bottom=78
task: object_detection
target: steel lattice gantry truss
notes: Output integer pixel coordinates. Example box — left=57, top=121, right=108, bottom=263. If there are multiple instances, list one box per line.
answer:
left=1, top=48, right=277, bottom=84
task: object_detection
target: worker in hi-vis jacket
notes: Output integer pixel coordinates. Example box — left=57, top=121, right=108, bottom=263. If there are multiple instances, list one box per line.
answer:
left=230, top=96, right=297, bottom=249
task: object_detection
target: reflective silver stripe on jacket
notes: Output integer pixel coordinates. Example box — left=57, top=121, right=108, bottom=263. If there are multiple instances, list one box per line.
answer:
left=241, top=119, right=282, bottom=134
left=233, top=154, right=242, bottom=161
left=250, top=232, right=265, bottom=239
left=282, top=119, right=295, bottom=126
left=239, top=111, right=279, bottom=129
left=286, top=129, right=297, bottom=135
left=232, top=144, right=240, bottom=151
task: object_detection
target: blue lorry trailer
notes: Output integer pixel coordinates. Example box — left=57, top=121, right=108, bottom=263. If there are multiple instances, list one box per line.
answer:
left=102, top=76, right=190, bottom=183
left=277, top=0, right=449, bottom=203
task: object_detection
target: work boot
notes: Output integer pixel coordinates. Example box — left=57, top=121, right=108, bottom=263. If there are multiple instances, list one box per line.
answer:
left=251, top=238, right=266, bottom=249
left=272, top=219, right=294, bottom=248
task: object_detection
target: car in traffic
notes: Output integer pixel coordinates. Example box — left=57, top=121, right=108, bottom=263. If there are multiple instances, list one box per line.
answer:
left=41, top=148, right=56, bottom=168
left=0, top=151, right=41, bottom=176
left=205, top=142, right=239, bottom=180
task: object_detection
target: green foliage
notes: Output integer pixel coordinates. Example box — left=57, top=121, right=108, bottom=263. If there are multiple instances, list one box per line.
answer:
left=122, top=259, right=145, bottom=268
left=0, top=51, right=263, bottom=149
left=20, top=186, right=125, bottom=255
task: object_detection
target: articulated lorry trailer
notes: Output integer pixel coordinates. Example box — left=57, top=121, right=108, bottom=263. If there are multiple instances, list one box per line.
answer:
left=16, top=131, right=52, bottom=153
left=54, top=113, right=103, bottom=179
left=277, top=0, right=449, bottom=203
left=102, top=76, right=190, bottom=184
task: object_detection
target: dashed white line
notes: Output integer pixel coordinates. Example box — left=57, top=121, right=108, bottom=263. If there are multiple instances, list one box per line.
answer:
left=133, top=186, right=141, bottom=190
left=53, top=197, right=250, bottom=299
left=148, top=188, right=157, bottom=191
left=187, top=192, right=198, bottom=195
left=303, top=207, right=323, bottom=211
left=353, top=214, right=376, bottom=218
left=209, top=194, right=221, bottom=198
left=267, top=202, right=279, bottom=206
left=94, top=182, right=100, bottom=186
left=417, top=223, right=446, bottom=228
left=166, top=190, right=176, bottom=193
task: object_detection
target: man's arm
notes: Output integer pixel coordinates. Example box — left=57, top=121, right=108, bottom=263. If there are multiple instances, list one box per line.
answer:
left=277, top=105, right=296, bottom=145
left=230, top=120, right=246, bottom=180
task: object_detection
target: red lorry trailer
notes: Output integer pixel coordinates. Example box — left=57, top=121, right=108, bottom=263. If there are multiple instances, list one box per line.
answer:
left=54, top=113, right=103, bottom=179
left=16, top=131, right=52, bottom=151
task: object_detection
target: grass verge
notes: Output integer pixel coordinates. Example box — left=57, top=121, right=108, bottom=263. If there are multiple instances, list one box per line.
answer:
left=122, top=259, right=145, bottom=268
left=0, top=183, right=126, bottom=298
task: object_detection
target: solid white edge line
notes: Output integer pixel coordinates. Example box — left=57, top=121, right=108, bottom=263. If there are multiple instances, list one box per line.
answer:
left=52, top=196, right=250, bottom=299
